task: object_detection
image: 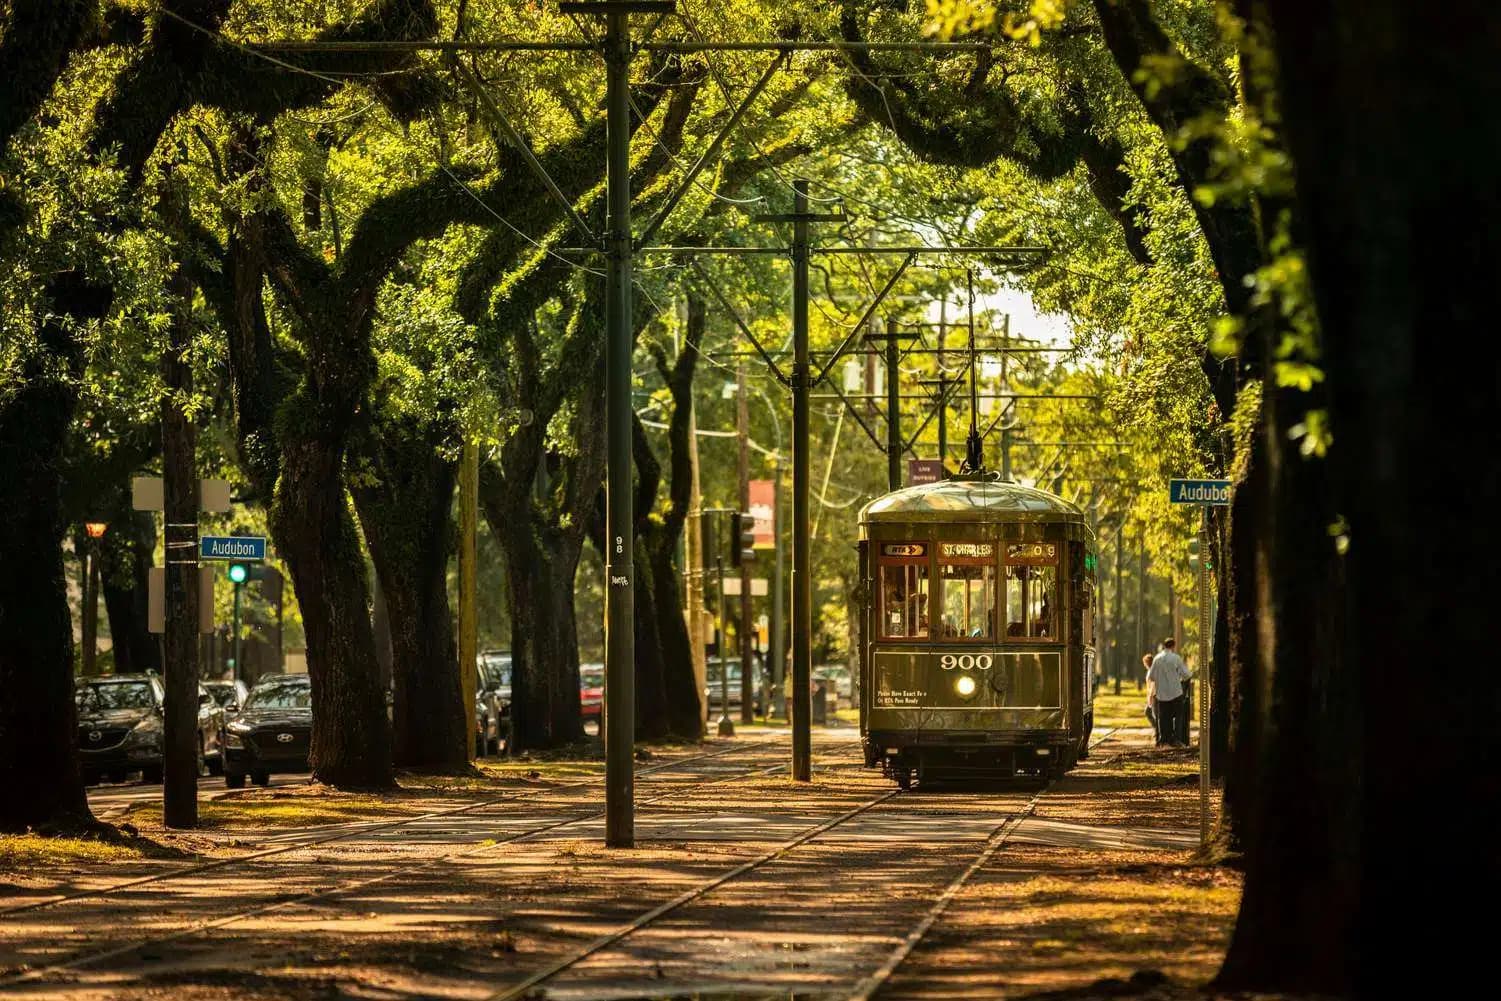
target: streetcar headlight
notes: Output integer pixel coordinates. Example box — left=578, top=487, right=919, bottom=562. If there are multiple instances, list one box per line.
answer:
left=954, top=675, right=977, bottom=698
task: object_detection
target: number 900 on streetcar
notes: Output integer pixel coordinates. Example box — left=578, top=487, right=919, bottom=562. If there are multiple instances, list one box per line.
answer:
left=855, top=475, right=1098, bottom=789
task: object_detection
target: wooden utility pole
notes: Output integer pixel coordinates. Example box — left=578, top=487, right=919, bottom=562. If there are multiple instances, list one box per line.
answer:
left=685, top=390, right=708, bottom=731
left=737, top=361, right=754, bottom=723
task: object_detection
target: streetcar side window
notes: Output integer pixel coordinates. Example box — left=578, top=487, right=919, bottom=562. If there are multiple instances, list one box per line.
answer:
left=879, top=562, right=929, bottom=639
left=938, top=563, right=997, bottom=640
left=1005, top=543, right=1060, bottom=641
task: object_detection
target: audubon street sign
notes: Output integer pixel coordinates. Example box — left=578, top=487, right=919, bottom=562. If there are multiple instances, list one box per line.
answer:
left=1169, top=479, right=1232, bottom=506
left=200, top=536, right=267, bottom=561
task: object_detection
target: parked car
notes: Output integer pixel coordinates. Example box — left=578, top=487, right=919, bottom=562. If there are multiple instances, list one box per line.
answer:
left=223, top=674, right=312, bottom=787
left=203, top=679, right=250, bottom=713
left=477, top=650, right=512, bottom=754
left=815, top=664, right=854, bottom=710
left=74, top=674, right=225, bottom=785
left=705, top=658, right=766, bottom=718
left=579, top=662, right=604, bottom=720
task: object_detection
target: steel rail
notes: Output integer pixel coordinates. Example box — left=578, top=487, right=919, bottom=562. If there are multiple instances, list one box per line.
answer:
left=485, top=781, right=901, bottom=1001
left=0, top=740, right=822, bottom=987
left=845, top=727, right=1123, bottom=1001
left=0, top=739, right=776, bottom=920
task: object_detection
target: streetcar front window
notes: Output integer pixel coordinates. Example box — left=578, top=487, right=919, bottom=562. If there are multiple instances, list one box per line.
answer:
left=879, top=562, right=929, bottom=639
left=938, top=563, right=997, bottom=640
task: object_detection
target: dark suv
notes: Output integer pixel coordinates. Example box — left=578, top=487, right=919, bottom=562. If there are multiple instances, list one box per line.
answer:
left=75, top=675, right=225, bottom=784
left=223, top=674, right=312, bottom=787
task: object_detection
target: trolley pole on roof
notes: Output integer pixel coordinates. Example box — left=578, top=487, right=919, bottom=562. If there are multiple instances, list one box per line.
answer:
left=601, top=4, right=637, bottom=849
left=790, top=178, right=813, bottom=782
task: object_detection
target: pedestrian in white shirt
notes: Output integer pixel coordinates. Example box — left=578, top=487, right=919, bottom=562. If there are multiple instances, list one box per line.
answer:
left=1147, top=639, right=1191, bottom=747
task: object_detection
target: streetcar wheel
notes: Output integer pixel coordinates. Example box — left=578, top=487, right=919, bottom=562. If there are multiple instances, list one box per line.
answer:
left=894, top=767, right=913, bottom=791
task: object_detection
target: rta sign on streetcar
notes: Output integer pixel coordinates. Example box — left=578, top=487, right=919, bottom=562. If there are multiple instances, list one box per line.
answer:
left=1168, top=479, right=1232, bottom=506
left=199, top=535, right=268, bottom=562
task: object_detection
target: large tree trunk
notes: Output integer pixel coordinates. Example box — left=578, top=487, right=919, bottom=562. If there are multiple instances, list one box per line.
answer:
left=1226, top=3, right=1501, bottom=993
left=271, top=433, right=393, bottom=788
left=101, top=510, right=160, bottom=677
left=630, top=539, right=672, bottom=741
left=351, top=421, right=466, bottom=772
left=647, top=534, right=705, bottom=739
left=485, top=506, right=587, bottom=750
left=0, top=272, right=111, bottom=831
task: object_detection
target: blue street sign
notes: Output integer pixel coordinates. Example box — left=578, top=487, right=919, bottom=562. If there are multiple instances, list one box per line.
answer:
left=200, top=536, right=267, bottom=561
left=1169, top=479, right=1232, bottom=506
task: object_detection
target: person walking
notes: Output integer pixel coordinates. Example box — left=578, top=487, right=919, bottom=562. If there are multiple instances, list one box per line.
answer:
left=1147, top=639, right=1191, bottom=746
left=1142, top=653, right=1160, bottom=744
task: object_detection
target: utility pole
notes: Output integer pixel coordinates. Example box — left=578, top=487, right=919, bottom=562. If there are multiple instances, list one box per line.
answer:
left=770, top=457, right=785, bottom=718
left=737, top=361, right=753, bottom=724
left=790, top=178, right=812, bottom=782
left=162, top=170, right=198, bottom=828
left=1136, top=535, right=1146, bottom=689
left=459, top=441, right=479, bottom=759
left=1114, top=522, right=1124, bottom=696
left=999, top=313, right=1014, bottom=481
left=601, top=6, right=635, bottom=848
left=887, top=329, right=902, bottom=491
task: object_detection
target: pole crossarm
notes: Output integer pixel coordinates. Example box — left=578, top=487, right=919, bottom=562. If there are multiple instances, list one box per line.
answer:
left=812, top=252, right=916, bottom=388
left=688, top=260, right=790, bottom=387
left=454, top=61, right=595, bottom=240
left=637, top=53, right=785, bottom=248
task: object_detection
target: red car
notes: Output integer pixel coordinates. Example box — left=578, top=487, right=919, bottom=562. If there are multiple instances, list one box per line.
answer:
left=579, top=663, right=604, bottom=719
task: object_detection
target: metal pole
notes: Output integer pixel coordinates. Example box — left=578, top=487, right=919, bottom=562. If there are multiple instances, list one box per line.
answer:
left=460, top=440, right=479, bottom=759
left=886, top=326, right=901, bottom=492
left=603, top=10, right=635, bottom=848
left=770, top=459, right=786, bottom=718
left=1000, top=314, right=1013, bottom=481
left=717, top=554, right=732, bottom=737
left=1198, top=506, right=1212, bottom=847
left=737, top=362, right=753, bottom=724
left=937, top=299, right=946, bottom=469
left=1113, top=523, right=1123, bottom=696
left=162, top=184, right=198, bottom=826
left=232, top=581, right=242, bottom=685
left=82, top=540, right=99, bottom=677
left=791, top=178, right=812, bottom=782
left=1136, top=535, right=1146, bottom=690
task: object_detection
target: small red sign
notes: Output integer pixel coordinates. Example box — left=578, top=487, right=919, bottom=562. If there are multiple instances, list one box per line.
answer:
left=908, top=459, right=945, bottom=485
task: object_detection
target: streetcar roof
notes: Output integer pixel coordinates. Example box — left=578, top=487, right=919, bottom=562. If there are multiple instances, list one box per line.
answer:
left=860, top=476, right=1085, bottom=525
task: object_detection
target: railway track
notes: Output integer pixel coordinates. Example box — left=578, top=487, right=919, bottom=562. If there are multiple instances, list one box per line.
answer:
left=847, top=726, right=1121, bottom=1001
left=0, top=738, right=777, bottom=921
left=483, top=727, right=1124, bottom=1001
left=0, top=737, right=819, bottom=987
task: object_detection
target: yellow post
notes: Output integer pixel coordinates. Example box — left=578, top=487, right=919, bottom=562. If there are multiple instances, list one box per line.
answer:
left=459, top=440, right=479, bottom=760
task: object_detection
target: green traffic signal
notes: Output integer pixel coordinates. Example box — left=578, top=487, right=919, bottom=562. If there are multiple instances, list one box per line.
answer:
left=228, top=563, right=249, bottom=584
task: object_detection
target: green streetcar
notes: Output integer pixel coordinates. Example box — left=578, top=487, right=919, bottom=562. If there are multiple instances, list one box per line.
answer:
left=856, top=475, right=1098, bottom=788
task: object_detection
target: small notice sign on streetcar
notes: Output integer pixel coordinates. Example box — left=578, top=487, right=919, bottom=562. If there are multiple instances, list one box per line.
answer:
left=1169, top=479, right=1232, bottom=505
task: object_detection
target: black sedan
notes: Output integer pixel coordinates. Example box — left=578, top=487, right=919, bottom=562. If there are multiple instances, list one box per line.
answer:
left=75, top=675, right=225, bottom=784
left=223, top=674, right=312, bottom=787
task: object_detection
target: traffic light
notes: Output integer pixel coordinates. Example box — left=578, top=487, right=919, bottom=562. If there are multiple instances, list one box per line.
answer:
left=730, top=511, right=756, bottom=567
left=1187, top=537, right=1214, bottom=572
left=228, top=562, right=249, bottom=585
